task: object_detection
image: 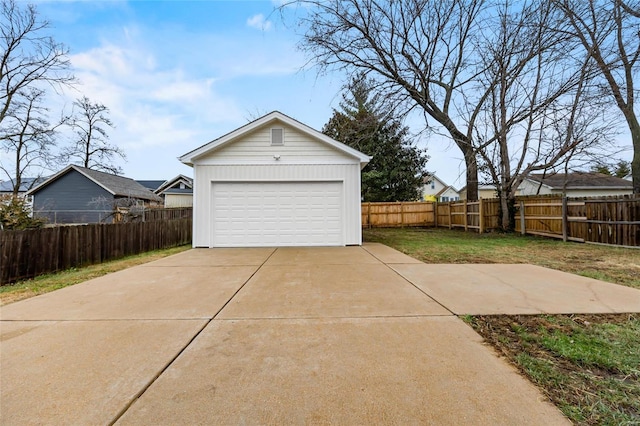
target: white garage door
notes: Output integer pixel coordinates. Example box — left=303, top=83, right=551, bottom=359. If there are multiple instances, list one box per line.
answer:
left=212, top=181, right=343, bottom=247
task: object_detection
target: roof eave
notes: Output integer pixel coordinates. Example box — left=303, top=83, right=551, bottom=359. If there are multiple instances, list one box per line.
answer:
left=180, top=111, right=371, bottom=166
left=26, top=165, right=116, bottom=197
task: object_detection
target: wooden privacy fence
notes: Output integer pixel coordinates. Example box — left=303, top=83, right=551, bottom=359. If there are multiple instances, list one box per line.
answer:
left=433, top=195, right=639, bottom=247
left=1, top=218, right=192, bottom=285
left=142, top=207, right=193, bottom=222
left=435, top=199, right=501, bottom=233
left=362, top=202, right=435, bottom=228
left=516, top=195, right=640, bottom=247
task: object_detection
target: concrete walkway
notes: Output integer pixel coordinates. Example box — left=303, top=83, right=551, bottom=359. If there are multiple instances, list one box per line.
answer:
left=2, top=244, right=639, bottom=425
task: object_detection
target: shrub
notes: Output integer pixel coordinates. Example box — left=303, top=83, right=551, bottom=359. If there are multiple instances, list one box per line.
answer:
left=0, top=195, right=46, bottom=230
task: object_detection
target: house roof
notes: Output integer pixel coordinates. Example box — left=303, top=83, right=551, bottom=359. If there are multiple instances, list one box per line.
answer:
left=136, top=180, right=166, bottom=191
left=162, top=188, right=193, bottom=195
left=526, top=172, right=632, bottom=190
left=423, top=175, right=459, bottom=194
left=27, top=165, right=162, bottom=202
left=0, top=177, right=48, bottom=193
left=155, top=174, right=193, bottom=195
left=435, top=185, right=459, bottom=197
left=423, top=174, right=447, bottom=187
left=178, top=111, right=371, bottom=168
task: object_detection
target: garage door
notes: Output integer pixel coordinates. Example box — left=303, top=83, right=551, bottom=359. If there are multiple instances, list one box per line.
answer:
left=211, top=181, right=343, bottom=247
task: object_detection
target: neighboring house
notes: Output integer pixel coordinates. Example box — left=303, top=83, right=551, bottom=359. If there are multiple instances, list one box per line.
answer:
left=459, top=184, right=524, bottom=200
left=136, top=180, right=166, bottom=192
left=154, top=175, right=193, bottom=208
left=179, top=111, right=371, bottom=248
left=520, top=172, right=633, bottom=197
left=422, top=175, right=460, bottom=202
left=0, top=177, right=48, bottom=198
left=459, top=184, right=501, bottom=200
left=27, top=165, right=162, bottom=224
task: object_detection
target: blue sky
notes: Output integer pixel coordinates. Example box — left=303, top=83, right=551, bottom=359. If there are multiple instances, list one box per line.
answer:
left=16, top=0, right=634, bottom=189
left=14, top=0, right=466, bottom=187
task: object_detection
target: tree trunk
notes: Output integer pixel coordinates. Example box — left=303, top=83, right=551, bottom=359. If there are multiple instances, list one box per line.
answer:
left=628, top=113, right=640, bottom=194
left=499, top=189, right=516, bottom=231
left=463, top=147, right=479, bottom=202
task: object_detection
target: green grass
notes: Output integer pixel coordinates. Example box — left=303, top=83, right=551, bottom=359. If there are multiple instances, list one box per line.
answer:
left=539, top=321, right=640, bottom=375
left=470, top=314, right=640, bottom=425
left=0, top=245, right=191, bottom=305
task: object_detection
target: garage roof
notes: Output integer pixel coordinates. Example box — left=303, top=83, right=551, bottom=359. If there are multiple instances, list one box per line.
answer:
left=179, top=111, right=371, bottom=168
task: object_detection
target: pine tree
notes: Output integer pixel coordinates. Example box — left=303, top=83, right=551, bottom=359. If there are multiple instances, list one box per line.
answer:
left=323, top=75, right=429, bottom=202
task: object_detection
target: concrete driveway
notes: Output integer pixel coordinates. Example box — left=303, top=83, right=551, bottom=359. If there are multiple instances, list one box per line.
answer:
left=2, top=243, right=639, bottom=425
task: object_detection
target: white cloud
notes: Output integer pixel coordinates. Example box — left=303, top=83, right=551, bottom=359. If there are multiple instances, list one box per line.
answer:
left=246, top=13, right=272, bottom=31
left=63, top=41, right=242, bottom=160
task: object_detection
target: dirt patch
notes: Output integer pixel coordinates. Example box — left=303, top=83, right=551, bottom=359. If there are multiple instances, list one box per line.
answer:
left=467, top=313, right=640, bottom=425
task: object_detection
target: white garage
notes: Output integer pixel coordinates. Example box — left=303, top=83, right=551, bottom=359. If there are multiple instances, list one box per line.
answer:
left=179, top=111, right=370, bottom=247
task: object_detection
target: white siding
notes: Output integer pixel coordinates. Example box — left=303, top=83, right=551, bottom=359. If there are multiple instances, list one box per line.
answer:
left=439, top=187, right=460, bottom=202
left=193, top=164, right=362, bottom=247
left=519, top=179, right=553, bottom=195
left=164, top=194, right=193, bottom=208
left=195, top=124, right=351, bottom=165
left=422, top=176, right=447, bottom=198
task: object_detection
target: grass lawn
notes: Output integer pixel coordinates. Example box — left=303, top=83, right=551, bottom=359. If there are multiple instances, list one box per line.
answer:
left=0, top=245, right=191, bottom=306
left=365, top=228, right=639, bottom=425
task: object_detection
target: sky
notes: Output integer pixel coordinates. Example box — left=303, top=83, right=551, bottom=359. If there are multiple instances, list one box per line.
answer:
left=3, top=0, right=465, bottom=188
left=6, top=0, right=633, bottom=189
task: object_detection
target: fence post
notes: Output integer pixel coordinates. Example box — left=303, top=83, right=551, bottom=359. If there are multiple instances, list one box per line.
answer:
left=433, top=202, right=438, bottom=227
left=463, top=200, right=468, bottom=231
left=448, top=202, right=452, bottom=229
left=479, top=198, right=484, bottom=234
left=562, top=196, right=568, bottom=242
left=520, top=201, right=525, bottom=235
left=367, top=203, right=371, bottom=229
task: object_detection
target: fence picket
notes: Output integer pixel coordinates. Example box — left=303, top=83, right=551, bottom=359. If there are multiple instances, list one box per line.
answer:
left=1, top=218, right=192, bottom=285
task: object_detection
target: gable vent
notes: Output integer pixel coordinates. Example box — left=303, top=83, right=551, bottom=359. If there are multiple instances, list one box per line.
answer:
left=271, top=128, right=284, bottom=146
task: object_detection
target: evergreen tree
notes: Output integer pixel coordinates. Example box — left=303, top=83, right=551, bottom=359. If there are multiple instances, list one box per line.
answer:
left=614, top=160, right=631, bottom=179
left=323, top=75, right=429, bottom=202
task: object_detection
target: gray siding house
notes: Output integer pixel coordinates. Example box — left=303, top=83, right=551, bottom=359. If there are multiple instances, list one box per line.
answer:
left=27, top=165, right=162, bottom=224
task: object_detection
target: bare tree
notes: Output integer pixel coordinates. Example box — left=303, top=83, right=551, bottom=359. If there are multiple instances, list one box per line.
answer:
left=62, top=96, right=125, bottom=175
left=553, top=0, right=640, bottom=193
left=287, top=0, right=486, bottom=200
left=471, top=0, right=617, bottom=229
left=0, top=0, right=73, bottom=194
left=0, top=87, right=62, bottom=196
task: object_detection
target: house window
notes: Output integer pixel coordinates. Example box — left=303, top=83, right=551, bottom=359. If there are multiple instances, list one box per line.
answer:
left=271, top=128, right=284, bottom=146
left=441, top=196, right=449, bottom=202
left=431, top=181, right=435, bottom=189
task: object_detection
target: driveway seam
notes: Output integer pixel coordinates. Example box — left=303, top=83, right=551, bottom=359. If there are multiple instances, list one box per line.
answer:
left=362, top=248, right=457, bottom=316
left=107, top=247, right=278, bottom=426
left=213, top=314, right=454, bottom=320
left=106, top=319, right=210, bottom=426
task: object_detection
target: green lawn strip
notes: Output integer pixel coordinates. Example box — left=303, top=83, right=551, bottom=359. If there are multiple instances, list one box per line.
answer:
left=467, top=314, right=640, bottom=425
left=0, top=245, right=191, bottom=305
